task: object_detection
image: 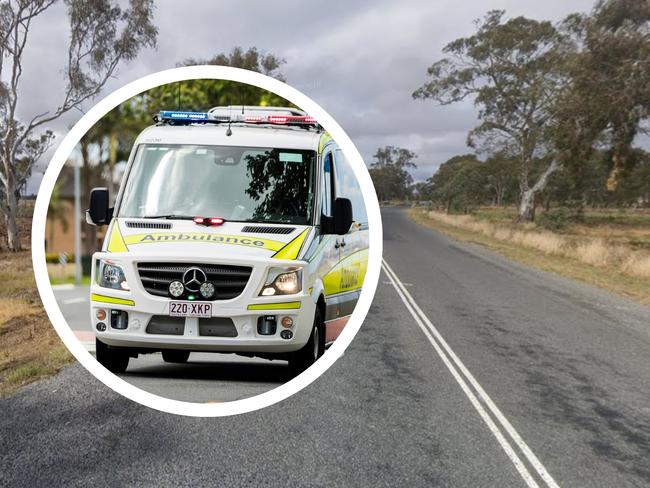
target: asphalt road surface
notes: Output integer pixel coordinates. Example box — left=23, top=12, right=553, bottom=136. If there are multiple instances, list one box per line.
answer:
left=53, top=285, right=290, bottom=402
left=3, top=207, right=650, bottom=487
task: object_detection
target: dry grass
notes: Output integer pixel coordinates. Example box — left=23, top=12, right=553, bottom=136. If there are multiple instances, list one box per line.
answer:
left=623, top=254, right=650, bottom=278
left=411, top=208, right=650, bottom=305
left=423, top=210, right=650, bottom=278
left=0, top=298, right=34, bottom=325
left=0, top=250, right=73, bottom=397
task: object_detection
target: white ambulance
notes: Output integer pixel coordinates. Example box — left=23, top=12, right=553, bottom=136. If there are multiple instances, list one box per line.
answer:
left=86, top=106, right=369, bottom=373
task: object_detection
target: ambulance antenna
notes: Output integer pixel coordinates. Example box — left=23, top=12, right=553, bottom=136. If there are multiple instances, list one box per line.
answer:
left=226, top=106, right=233, bottom=137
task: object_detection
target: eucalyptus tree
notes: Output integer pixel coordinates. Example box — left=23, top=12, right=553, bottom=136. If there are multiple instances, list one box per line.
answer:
left=561, top=0, right=650, bottom=196
left=414, top=10, right=571, bottom=222
left=368, top=146, right=417, bottom=201
left=0, top=0, right=157, bottom=250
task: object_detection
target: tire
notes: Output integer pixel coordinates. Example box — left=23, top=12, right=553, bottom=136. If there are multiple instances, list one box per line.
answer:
left=162, top=350, right=190, bottom=363
left=289, top=309, right=325, bottom=373
left=95, top=338, right=129, bottom=374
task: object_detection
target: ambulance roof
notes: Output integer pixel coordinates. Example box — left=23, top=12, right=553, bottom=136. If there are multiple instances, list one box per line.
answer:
left=134, top=123, right=322, bottom=151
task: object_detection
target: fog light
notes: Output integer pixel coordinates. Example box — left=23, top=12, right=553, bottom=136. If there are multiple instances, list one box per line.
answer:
left=199, top=281, right=215, bottom=299
left=96, top=309, right=107, bottom=321
left=96, top=322, right=106, bottom=332
left=169, top=280, right=184, bottom=297
left=280, top=329, right=293, bottom=340
left=110, top=310, right=128, bottom=330
left=281, top=316, right=293, bottom=328
left=257, top=315, right=277, bottom=335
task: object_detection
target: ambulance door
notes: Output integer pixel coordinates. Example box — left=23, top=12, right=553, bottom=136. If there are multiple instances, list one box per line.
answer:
left=331, top=147, right=366, bottom=316
left=320, top=149, right=342, bottom=321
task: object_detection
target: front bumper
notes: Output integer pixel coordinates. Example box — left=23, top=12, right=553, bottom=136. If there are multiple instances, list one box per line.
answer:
left=90, top=252, right=316, bottom=354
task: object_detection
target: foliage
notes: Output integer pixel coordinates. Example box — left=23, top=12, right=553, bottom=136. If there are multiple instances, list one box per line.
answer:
left=414, top=2, right=650, bottom=222
left=368, top=146, right=417, bottom=201
left=536, top=208, right=573, bottom=231
left=414, top=10, right=570, bottom=221
left=423, top=154, right=484, bottom=213
left=182, top=46, right=286, bottom=81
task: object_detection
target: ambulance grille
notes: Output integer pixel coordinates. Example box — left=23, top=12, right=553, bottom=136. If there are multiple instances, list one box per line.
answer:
left=125, top=221, right=172, bottom=230
left=137, top=262, right=252, bottom=300
left=241, top=225, right=295, bottom=235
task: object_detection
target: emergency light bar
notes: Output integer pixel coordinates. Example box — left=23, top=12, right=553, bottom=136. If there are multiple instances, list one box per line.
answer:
left=159, top=111, right=209, bottom=122
left=157, top=110, right=319, bottom=127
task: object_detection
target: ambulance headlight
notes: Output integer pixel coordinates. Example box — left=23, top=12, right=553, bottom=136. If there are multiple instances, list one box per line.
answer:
left=260, top=268, right=302, bottom=296
left=97, top=260, right=129, bottom=291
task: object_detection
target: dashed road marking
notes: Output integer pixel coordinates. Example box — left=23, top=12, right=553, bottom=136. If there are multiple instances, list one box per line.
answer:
left=63, top=297, right=87, bottom=305
left=51, top=284, right=75, bottom=291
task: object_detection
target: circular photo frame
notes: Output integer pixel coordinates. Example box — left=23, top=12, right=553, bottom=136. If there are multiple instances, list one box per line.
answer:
left=31, top=65, right=383, bottom=417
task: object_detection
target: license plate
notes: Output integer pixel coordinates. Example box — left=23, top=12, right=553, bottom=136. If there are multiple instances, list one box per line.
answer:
left=169, top=301, right=212, bottom=318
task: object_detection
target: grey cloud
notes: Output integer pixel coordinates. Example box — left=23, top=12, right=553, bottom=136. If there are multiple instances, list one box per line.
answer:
left=24, top=0, right=606, bottom=194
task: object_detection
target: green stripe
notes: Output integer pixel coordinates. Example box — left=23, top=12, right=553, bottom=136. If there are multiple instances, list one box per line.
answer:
left=272, top=228, right=310, bottom=260
left=247, top=301, right=301, bottom=311
left=91, top=293, right=135, bottom=306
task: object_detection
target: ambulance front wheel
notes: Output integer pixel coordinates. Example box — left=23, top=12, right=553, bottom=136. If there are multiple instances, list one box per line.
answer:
left=96, top=338, right=129, bottom=374
left=289, top=309, right=325, bottom=373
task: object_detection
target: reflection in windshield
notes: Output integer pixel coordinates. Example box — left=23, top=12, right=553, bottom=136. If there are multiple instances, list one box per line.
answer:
left=118, top=144, right=315, bottom=225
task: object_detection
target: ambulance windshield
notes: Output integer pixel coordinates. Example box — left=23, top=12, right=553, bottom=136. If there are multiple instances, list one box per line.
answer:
left=118, top=144, right=315, bottom=225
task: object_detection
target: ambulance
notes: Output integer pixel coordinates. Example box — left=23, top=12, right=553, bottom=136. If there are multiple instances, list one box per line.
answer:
left=86, top=106, right=369, bottom=374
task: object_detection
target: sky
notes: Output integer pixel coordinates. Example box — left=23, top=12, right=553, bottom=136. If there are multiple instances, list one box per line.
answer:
left=17, top=0, right=603, bottom=194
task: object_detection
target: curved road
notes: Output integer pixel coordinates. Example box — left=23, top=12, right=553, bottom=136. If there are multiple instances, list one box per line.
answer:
left=2, top=207, right=650, bottom=487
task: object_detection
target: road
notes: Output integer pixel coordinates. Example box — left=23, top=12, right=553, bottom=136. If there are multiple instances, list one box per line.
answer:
left=53, top=285, right=289, bottom=402
left=3, top=207, right=650, bottom=487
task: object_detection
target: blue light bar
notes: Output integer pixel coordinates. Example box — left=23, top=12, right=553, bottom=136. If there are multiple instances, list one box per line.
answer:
left=159, top=111, right=209, bottom=122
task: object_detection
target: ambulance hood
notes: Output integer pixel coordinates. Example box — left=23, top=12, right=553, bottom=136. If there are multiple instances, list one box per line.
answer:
left=106, top=218, right=310, bottom=260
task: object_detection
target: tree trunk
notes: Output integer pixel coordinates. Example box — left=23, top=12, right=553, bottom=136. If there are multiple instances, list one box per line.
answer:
left=3, top=168, right=22, bottom=251
left=516, top=159, right=561, bottom=223
left=518, top=189, right=536, bottom=222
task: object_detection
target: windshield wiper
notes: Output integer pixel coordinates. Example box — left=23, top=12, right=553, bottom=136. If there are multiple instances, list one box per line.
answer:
left=139, top=215, right=196, bottom=220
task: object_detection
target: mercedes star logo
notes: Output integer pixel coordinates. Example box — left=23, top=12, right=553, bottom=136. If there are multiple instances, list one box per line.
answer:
left=182, top=267, right=207, bottom=293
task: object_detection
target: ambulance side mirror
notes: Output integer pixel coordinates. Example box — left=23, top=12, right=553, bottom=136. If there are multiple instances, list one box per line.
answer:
left=87, top=187, right=112, bottom=226
left=330, top=198, right=353, bottom=235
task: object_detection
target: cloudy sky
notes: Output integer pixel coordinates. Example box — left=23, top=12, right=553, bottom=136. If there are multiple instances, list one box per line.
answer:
left=20, top=0, right=601, bottom=193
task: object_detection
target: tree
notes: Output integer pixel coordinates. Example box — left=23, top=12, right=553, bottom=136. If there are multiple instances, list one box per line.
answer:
left=561, top=1, right=650, bottom=196
left=183, top=46, right=286, bottom=81
left=483, top=153, right=518, bottom=206
left=368, top=146, right=417, bottom=201
left=413, top=10, right=570, bottom=222
left=0, top=0, right=157, bottom=251
left=425, top=154, right=485, bottom=213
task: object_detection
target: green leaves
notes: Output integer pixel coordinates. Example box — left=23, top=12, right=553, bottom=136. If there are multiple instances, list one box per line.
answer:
left=369, top=146, right=417, bottom=201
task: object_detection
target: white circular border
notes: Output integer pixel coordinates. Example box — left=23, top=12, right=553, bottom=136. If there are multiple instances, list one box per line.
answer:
left=31, top=66, right=383, bottom=417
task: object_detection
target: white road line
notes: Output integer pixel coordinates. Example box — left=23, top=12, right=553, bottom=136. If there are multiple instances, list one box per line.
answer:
left=63, top=297, right=87, bottom=305
left=51, top=284, right=75, bottom=291
left=382, top=259, right=560, bottom=488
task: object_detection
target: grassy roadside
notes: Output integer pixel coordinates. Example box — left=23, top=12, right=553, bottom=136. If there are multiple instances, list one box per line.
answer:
left=0, top=251, right=73, bottom=398
left=49, top=275, right=91, bottom=286
left=409, top=208, right=650, bottom=306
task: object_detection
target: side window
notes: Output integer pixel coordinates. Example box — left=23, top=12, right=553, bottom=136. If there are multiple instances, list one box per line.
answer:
left=333, top=149, right=368, bottom=224
left=321, top=152, right=334, bottom=217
